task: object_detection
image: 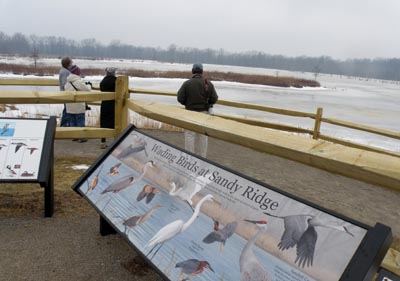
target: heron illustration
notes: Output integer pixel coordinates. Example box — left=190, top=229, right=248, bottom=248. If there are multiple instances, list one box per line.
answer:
left=240, top=219, right=272, bottom=281
left=169, top=176, right=209, bottom=211
left=96, top=161, right=156, bottom=209
left=136, top=184, right=159, bottom=204
left=202, top=220, right=238, bottom=253
left=175, top=259, right=215, bottom=279
left=122, top=204, right=162, bottom=235
left=117, top=136, right=148, bottom=159
left=85, top=164, right=104, bottom=194
left=108, top=162, right=121, bottom=176
left=264, top=212, right=354, bottom=268
left=146, top=194, right=215, bottom=260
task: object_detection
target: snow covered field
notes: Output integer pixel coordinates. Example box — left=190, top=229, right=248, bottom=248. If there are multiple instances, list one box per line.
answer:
left=1, top=56, right=399, bottom=152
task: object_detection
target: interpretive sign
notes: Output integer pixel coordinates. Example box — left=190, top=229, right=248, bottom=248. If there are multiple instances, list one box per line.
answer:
left=0, top=117, right=56, bottom=217
left=73, top=125, right=392, bottom=281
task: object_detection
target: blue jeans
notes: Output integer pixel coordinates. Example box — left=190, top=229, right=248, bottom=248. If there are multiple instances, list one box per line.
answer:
left=68, top=113, right=85, bottom=127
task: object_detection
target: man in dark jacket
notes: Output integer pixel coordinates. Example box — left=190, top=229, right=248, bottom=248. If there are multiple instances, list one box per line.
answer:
left=99, top=67, right=117, bottom=149
left=177, top=63, right=218, bottom=157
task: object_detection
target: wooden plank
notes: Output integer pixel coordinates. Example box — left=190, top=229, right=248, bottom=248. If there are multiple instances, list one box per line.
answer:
left=216, top=114, right=314, bottom=134
left=127, top=88, right=315, bottom=118
left=381, top=248, right=400, bottom=276
left=114, top=76, right=129, bottom=135
left=322, top=117, right=400, bottom=140
left=319, top=134, right=400, bottom=158
left=55, top=127, right=116, bottom=139
left=313, top=107, right=323, bottom=139
left=127, top=99, right=400, bottom=191
left=0, top=90, right=114, bottom=103
left=0, top=78, right=59, bottom=86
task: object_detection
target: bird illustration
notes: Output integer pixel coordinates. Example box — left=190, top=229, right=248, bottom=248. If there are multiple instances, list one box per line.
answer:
left=175, top=259, right=215, bottom=279
left=146, top=194, right=215, bottom=260
left=136, top=184, right=159, bottom=204
left=0, top=123, right=10, bottom=135
left=169, top=176, right=209, bottom=211
left=117, top=136, right=148, bottom=159
left=21, top=171, right=35, bottom=177
left=27, top=147, right=39, bottom=155
left=86, top=165, right=104, bottom=194
left=6, top=165, right=17, bottom=176
left=202, top=220, right=238, bottom=252
left=11, top=142, right=27, bottom=153
left=96, top=161, right=156, bottom=209
left=122, top=205, right=162, bottom=235
left=108, top=162, right=122, bottom=176
left=100, top=161, right=156, bottom=194
left=0, top=144, right=6, bottom=150
left=240, top=219, right=272, bottom=281
left=264, top=212, right=354, bottom=268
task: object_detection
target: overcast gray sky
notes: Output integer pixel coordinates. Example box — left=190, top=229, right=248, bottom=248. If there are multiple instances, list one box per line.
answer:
left=1, top=0, right=399, bottom=60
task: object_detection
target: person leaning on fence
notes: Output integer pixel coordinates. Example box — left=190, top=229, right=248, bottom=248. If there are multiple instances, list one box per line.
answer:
left=99, top=67, right=117, bottom=149
left=64, top=65, right=91, bottom=143
left=59, top=56, right=73, bottom=127
left=177, top=63, right=218, bottom=157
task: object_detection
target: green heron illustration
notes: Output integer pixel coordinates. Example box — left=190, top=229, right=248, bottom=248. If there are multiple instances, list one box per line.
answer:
left=108, top=162, right=121, bottom=176
left=202, top=220, right=238, bottom=253
left=175, top=259, right=214, bottom=279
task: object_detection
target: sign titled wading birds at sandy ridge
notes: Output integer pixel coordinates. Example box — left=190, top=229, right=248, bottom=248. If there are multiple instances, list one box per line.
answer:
left=73, top=127, right=392, bottom=281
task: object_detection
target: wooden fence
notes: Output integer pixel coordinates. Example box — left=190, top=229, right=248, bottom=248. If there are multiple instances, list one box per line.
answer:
left=0, top=76, right=399, bottom=275
left=0, top=76, right=399, bottom=190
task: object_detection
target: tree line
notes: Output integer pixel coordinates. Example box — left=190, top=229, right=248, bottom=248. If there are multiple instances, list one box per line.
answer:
left=1, top=31, right=399, bottom=81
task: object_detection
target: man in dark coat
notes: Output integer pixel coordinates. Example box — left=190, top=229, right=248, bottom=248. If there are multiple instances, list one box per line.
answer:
left=99, top=67, right=117, bottom=148
left=177, top=63, right=218, bottom=157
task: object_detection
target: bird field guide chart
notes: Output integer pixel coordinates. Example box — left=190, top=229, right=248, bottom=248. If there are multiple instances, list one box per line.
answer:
left=74, top=127, right=391, bottom=281
left=0, top=118, right=47, bottom=180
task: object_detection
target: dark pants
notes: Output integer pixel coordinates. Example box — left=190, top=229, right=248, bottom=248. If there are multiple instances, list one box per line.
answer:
left=68, top=113, right=85, bottom=127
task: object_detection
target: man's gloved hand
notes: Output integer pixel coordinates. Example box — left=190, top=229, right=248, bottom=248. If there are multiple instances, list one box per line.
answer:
left=85, top=81, right=93, bottom=87
left=208, top=107, right=215, bottom=115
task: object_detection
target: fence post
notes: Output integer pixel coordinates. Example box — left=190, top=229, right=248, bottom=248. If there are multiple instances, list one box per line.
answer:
left=114, top=76, right=129, bottom=136
left=313, top=107, right=323, bottom=139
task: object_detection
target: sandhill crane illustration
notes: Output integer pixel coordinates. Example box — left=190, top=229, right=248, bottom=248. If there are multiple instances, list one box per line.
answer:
left=96, top=161, right=156, bottom=209
left=146, top=194, right=215, bottom=260
left=175, top=259, right=215, bottom=280
left=122, top=204, right=162, bottom=235
left=240, top=219, right=272, bottom=281
left=264, top=212, right=354, bottom=268
left=202, top=220, right=238, bottom=253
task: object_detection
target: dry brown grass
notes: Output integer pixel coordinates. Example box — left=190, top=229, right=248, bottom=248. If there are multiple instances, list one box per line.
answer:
left=0, top=63, right=320, bottom=88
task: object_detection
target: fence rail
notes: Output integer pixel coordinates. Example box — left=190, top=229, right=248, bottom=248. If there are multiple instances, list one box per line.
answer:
left=0, top=77, right=399, bottom=190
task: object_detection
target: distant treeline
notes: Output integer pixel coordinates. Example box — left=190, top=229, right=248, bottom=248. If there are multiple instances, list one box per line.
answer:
left=1, top=31, right=400, bottom=81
